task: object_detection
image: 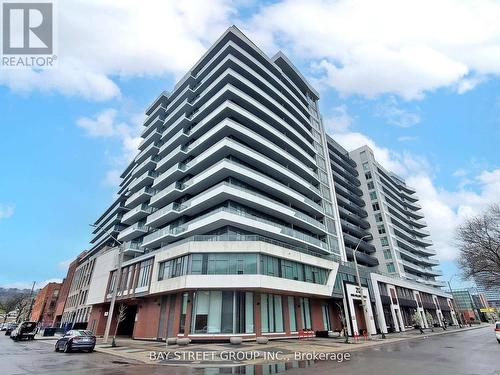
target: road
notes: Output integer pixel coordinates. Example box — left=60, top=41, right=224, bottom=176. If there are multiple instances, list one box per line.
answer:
left=1, top=326, right=499, bottom=375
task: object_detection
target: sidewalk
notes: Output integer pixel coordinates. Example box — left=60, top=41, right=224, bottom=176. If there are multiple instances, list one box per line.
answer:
left=91, top=324, right=491, bottom=367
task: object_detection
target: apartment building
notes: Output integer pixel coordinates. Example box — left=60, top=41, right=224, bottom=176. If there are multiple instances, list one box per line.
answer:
left=61, top=256, right=95, bottom=328
left=85, top=26, right=347, bottom=340
left=30, top=282, right=62, bottom=328
left=326, top=137, right=377, bottom=267
left=349, top=146, right=444, bottom=288
left=52, top=252, right=86, bottom=326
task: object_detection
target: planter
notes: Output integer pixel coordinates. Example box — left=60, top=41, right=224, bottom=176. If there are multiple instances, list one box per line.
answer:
left=166, top=337, right=177, bottom=346
left=177, top=338, right=191, bottom=346
left=230, top=336, right=243, bottom=345
left=256, top=336, right=269, bottom=344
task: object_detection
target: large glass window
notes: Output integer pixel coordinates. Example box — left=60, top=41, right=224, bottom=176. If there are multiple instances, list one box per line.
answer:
left=288, top=297, right=297, bottom=332
left=386, top=263, right=396, bottom=273
left=191, top=291, right=254, bottom=334
left=137, top=259, right=153, bottom=287
left=179, top=292, right=188, bottom=334
left=300, top=297, right=312, bottom=330
left=322, top=304, right=331, bottom=331
left=261, top=294, right=284, bottom=333
left=380, top=237, right=389, bottom=246
left=158, top=254, right=327, bottom=285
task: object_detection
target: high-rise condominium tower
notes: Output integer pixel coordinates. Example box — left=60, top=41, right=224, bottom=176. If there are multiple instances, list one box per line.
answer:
left=349, top=146, right=444, bottom=288
left=84, top=26, right=346, bottom=339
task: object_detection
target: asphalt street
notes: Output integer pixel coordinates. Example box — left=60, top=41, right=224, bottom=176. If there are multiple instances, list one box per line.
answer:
left=1, top=326, right=498, bottom=375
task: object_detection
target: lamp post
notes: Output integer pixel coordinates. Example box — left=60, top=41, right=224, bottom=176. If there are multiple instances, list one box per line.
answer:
left=352, top=234, right=373, bottom=339
left=89, top=224, right=124, bottom=344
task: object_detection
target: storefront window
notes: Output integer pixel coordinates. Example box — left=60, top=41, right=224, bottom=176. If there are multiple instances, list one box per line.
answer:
left=191, top=291, right=254, bottom=334
left=261, top=294, right=284, bottom=333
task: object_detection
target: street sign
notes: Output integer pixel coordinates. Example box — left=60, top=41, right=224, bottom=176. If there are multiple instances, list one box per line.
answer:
left=480, top=308, right=496, bottom=313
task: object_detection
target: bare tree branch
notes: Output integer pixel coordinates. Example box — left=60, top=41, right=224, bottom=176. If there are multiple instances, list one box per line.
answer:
left=456, top=204, right=500, bottom=289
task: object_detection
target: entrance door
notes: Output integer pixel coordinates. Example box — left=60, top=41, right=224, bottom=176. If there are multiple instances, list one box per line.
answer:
left=354, top=301, right=366, bottom=334
left=117, top=305, right=137, bottom=336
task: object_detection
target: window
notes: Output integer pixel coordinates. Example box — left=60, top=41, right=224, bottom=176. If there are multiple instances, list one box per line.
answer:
left=375, top=213, right=383, bottom=222
left=288, top=297, right=297, bottom=332
left=300, top=297, right=312, bottom=330
left=323, top=201, right=334, bottom=216
left=319, top=170, right=328, bottom=183
left=386, top=263, right=396, bottom=273
left=320, top=184, right=331, bottom=199
left=108, top=271, right=117, bottom=294
left=365, top=171, right=372, bottom=180
left=179, top=293, right=189, bottom=334
left=372, top=202, right=380, bottom=211
left=383, top=249, right=392, bottom=259
left=322, top=304, right=331, bottom=331
left=380, top=237, right=389, bottom=246
left=325, top=217, right=337, bottom=234
left=362, top=162, right=370, bottom=171
left=370, top=191, right=377, bottom=200
left=360, top=151, right=367, bottom=161
left=261, top=294, right=284, bottom=333
left=137, top=259, right=153, bottom=287
left=316, top=155, right=326, bottom=170
left=367, top=181, right=375, bottom=190
left=377, top=225, right=386, bottom=234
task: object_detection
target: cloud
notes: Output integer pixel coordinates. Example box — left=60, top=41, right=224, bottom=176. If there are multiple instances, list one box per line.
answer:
left=57, top=258, right=73, bottom=272
left=246, top=0, right=500, bottom=99
left=375, top=97, right=421, bottom=127
left=77, top=108, right=143, bottom=186
left=398, top=136, right=419, bottom=142
left=324, top=105, right=353, bottom=133
left=0, top=0, right=237, bottom=100
left=0, top=204, right=15, bottom=220
left=326, top=106, right=499, bottom=262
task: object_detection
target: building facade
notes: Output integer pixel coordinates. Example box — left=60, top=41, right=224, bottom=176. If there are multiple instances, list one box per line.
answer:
left=61, top=256, right=95, bottom=328
left=53, top=251, right=86, bottom=326
left=30, top=282, right=62, bottom=327
left=85, top=26, right=347, bottom=341
left=326, top=137, right=377, bottom=267
left=349, top=146, right=444, bottom=288
left=73, top=26, right=455, bottom=341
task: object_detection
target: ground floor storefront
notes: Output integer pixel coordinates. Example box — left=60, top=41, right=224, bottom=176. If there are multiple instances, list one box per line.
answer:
left=88, top=290, right=346, bottom=341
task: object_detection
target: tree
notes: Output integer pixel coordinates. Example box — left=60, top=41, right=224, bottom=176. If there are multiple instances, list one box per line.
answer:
left=0, top=294, right=30, bottom=324
left=111, top=303, right=127, bottom=347
left=425, top=311, right=435, bottom=332
left=456, top=204, right=500, bottom=288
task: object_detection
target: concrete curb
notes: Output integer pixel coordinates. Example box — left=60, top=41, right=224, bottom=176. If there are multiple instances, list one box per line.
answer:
left=92, top=324, right=492, bottom=367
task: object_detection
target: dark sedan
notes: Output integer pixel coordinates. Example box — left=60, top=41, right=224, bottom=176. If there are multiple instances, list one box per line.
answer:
left=55, top=330, right=96, bottom=353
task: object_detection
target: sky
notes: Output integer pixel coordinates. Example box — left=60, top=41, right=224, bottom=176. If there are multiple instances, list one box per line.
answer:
left=0, top=0, right=499, bottom=290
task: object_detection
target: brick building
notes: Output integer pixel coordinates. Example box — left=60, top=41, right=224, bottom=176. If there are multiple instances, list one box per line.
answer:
left=52, top=251, right=87, bottom=326
left=30, top=282, right=62, bottom=327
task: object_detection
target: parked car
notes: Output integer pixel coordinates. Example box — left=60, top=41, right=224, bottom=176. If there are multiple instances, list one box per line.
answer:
left=0, top=323, right=6, bottom=331
left=495, top=321, right=500, bottom=343
left=55, top=330, right=96, bottom=353
left=4, top=323, right=18, bottom=336
left=10, top=321, right=37, bottom=341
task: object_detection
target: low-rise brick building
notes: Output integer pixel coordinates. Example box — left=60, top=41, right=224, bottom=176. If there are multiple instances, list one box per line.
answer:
left=30, top=282, right=62, bottom=327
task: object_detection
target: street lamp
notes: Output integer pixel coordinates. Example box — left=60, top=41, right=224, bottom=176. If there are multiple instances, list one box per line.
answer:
left=352, top=234, right=373, bottom=339
left=89, top=223, right=124, bottom=344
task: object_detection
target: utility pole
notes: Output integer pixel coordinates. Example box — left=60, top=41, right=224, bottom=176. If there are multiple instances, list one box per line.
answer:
left=89, top=224, right=124, bottom=344
left=353, top=234, right=373, bottom=339
left=26, top=281, right=36, bottom=320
